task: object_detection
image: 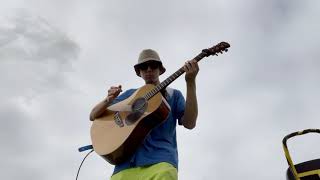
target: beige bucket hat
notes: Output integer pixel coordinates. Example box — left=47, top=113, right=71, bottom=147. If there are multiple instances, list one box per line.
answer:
left=134, top=49, right=166, bottom=77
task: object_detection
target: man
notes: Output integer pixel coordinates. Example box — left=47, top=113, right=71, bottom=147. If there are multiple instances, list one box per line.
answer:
left=90, top=49, right=199, bottom=180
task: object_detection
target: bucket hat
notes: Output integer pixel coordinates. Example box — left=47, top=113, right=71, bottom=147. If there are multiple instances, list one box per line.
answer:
left=134, top=49, right=166, bottom=76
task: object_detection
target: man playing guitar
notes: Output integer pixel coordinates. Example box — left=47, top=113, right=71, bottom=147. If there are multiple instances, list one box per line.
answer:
left=90, top=49, right=199, bottom=180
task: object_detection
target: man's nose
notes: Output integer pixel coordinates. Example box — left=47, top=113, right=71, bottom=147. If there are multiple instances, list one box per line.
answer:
left=147, top=66, right=152, bottom=71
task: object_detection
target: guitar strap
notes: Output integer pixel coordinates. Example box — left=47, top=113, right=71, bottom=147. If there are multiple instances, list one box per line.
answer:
left=161, top=87, right=174, bottom=101
left=166, top=87, right=174, bottom=99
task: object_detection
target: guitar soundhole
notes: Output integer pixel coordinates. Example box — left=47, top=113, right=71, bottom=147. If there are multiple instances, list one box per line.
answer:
left=125, top=97, right=148, bottom=125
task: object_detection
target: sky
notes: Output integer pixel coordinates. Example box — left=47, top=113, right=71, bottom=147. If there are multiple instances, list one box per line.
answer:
left=1, top=0, right=320, bottom=179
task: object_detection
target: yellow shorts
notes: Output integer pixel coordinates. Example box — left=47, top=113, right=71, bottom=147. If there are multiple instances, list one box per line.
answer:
left=110, top=162, right=178, bottom=180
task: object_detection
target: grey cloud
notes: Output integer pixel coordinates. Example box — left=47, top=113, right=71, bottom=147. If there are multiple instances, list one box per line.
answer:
left=0, top=100, right=46, bottom=179
left=0, top=12, right=81, bottom=179
left=0, top=12, right=80, bottom=62
left=0, top=11, right=80, bottom=98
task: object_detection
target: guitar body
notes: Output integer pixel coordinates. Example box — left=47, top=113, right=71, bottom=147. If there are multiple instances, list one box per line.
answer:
left=90, top=84, right=171, bottom=165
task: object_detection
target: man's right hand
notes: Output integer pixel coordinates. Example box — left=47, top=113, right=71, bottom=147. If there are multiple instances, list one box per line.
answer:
left=106, top=85, right=122, bottom=102
left=90, top=85, right=122, bottom=121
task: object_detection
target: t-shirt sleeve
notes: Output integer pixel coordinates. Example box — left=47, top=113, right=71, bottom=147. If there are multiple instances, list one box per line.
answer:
left=110, top=89, right=135, bottom=105
left=174, top=90, right=186, bottom=125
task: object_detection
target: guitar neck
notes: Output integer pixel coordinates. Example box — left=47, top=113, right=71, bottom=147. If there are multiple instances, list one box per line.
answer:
left=143, top=49, right=211, bottom=100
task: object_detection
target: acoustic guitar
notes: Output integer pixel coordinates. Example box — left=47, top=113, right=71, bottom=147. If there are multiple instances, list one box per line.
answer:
left=90, top=42, right=230, bottom=165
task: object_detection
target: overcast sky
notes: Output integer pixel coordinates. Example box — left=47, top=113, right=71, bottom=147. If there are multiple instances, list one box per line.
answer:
left=1, top=0, right=320, bottom=179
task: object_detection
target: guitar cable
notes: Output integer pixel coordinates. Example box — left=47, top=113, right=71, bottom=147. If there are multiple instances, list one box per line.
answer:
left=76, top=145, right=94, bottom=180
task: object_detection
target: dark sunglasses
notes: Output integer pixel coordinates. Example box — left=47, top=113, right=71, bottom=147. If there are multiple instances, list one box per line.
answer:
left=138, top=62, right=160, bottom=70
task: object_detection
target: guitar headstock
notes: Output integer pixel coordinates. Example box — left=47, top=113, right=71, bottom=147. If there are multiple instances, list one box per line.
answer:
left=202, top=42, right=230, bottom=57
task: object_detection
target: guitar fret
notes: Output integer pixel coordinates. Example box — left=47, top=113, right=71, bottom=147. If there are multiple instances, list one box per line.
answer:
left=164, top=80, right=168, bottom=86
left=151, top=89, right=155, bottom=96
left=155, top=86, right=160, bottom=93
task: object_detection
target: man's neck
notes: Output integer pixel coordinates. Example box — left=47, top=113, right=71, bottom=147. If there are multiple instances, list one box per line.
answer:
left=145, top=80, right=160, bottom=86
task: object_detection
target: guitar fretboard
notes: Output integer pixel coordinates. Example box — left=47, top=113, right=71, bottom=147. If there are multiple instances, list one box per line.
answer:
left=142, top=48, right=213, bottom=100
left=143, top=67, right=185, bottom=100
left=142, top=42, right=230, bottom=100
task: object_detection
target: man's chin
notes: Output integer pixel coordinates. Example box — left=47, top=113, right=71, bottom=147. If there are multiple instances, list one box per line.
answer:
left=145, top=79, right=156, bottom=84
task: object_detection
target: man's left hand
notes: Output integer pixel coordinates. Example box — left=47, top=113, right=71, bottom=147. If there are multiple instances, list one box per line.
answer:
left=183, top=59, right=199, bottom=82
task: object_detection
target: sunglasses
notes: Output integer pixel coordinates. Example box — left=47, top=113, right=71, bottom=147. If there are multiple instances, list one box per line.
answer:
left=138, top=62, right=160, bottom=71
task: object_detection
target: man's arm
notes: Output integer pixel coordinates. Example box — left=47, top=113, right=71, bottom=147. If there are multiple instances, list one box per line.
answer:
left=89, top=97, right=111, bottom=121
left=89, top=85, right=122, bottom=121
left=181, top=79, right=198, bottom=129
left=180, top=59, right=199, bottom=129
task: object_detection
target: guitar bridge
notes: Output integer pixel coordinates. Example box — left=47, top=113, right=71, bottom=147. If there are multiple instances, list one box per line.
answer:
left=114, top=112, right=124, bottom=127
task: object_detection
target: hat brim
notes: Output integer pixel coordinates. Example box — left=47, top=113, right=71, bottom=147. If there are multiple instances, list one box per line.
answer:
left=134, top=60, right=166, bottom=77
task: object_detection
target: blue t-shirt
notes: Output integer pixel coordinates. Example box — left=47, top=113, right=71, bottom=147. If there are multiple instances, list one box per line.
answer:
left=111, top=87, right=185, bottom=175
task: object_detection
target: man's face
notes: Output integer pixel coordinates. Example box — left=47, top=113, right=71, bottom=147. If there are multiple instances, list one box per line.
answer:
left=138, top=61, right=161, bottom=84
